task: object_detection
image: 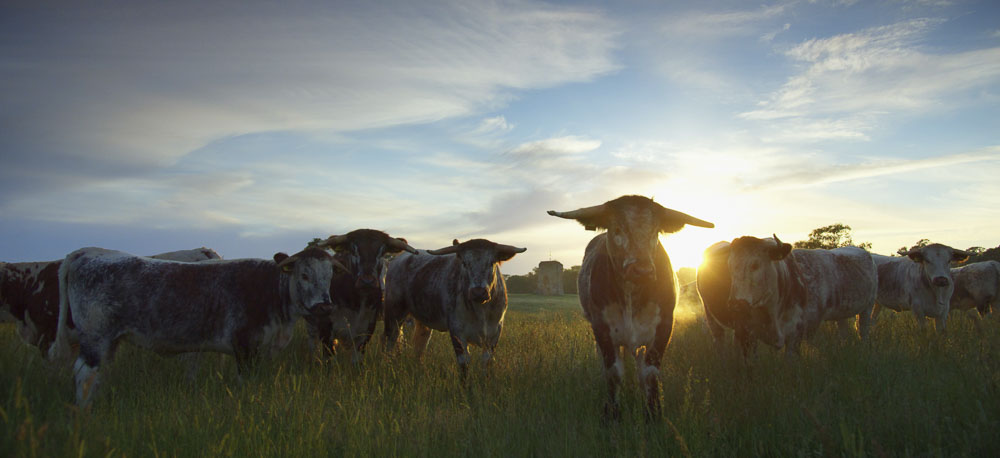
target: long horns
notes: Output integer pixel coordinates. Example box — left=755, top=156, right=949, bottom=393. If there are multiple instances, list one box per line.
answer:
left=386, top=237, right=419, bottom=254
left=546, top=204, right=605, bottom=221
left=427, top=239, right=527, bottom=256
left=427, top=239, right=462, bottom=256
left=661, top=207, right=714, bottom=229
left=316, top=235, right=348, bottom=248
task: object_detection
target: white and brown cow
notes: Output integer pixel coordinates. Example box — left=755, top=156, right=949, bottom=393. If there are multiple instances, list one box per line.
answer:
left=726, top=235, right=878, bottom=354
left=871, top=244, right=969, bottom=332
left=949, top=260, right=1000, bottom=319
left=306, top=230, right=417, bottom=364
left=48, top=247, right=341, bottom=405
left=548, top=195, right=713, bottom=421
left=0, top=248, right=221, bottom=354
left=382, top=238, right=525, bottom=378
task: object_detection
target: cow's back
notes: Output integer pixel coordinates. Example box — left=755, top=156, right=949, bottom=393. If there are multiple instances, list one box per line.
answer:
left=792, top=247, right=877, bottom=322
left=951, top=260, right=1000, bottom=312
left=872, top=254, right=922, bottom=311
left=65, top=249, right=279, bottom=353
left=385, top=251, right=460, bottom=330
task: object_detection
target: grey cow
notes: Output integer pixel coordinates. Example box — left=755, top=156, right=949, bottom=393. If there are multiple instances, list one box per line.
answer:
left=727, top=235, right=878, bottom=354
left=1, top=248, right=221, bottom=355
left=49, top=247, right=342, bottom=405
left=871, top=244, right=969, bottom=332
left=383, top=238, right=525, bottom=378
left=548, top=195, right=713, bottom=421
left=949, top=260, right=1000, bottom=319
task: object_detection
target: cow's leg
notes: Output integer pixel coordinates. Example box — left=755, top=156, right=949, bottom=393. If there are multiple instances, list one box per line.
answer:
left=735, top=326, right=756, bottom=358
left=73, top=337, right=113, bottom=406
left=351, top=319, right=378, bottom=366
left=412, top=322, right=433, bottom=360
left=592, top=322, right=622, bottom=422
left=871, top=302, right=883, bottom=323
left=836, top=319, right=853, bottom=339
left=449, top=331, right=470, bottom=380
left=704, top=311, right=727, bottom=353
left=640, top=319, right=672, bottom=421
left=934, top=313, right=948, bottom=333
left=857, top=308, right=872, bottom=341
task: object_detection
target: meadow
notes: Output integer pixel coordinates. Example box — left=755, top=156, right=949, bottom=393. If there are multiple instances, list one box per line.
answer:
left=2, top=293, right=999, bottom=457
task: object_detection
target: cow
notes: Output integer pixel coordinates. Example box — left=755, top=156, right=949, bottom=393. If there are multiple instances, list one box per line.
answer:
left=305, top=230, right=417, bottom=364
left=726, top=235, right=878, bottom=355
left=949, top=260, right=1000, bottom=320
left=0, top=248, right=221, bottom=355
left=548, top=195, right=713, bottom=421
left=871, top=244, right=969, bottom=332
left=696, top=241, right=756, bottom=355
left=382, top=238, right=525, bottom=378
left=47, top=246, right=342, bottom=405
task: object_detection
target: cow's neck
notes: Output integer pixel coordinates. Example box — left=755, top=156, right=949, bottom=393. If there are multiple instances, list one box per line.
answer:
left=276, top=270, right=297, bottom=323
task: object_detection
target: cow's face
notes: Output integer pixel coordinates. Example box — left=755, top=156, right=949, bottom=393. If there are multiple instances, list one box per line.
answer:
left=548, top=195, right=714, bottom=285
left=275, top=249, right=340, bottom=315
left=429, top=239, right=526, bottom=304
left=319, top=230, right=417, bottom=293
left=902, top=244, right=968, bottom=306
left=727, top=236, right=791, bottom=315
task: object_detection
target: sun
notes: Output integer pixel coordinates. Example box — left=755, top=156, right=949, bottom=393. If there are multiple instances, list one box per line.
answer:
left=652, top=188, right=751, bottom=272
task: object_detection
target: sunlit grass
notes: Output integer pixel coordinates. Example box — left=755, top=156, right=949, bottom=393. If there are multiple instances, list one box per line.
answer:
left=2, top=293, right=999, bottom=456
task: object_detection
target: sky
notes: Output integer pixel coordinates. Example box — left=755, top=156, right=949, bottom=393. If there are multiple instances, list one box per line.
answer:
left=2, top=0, right=999, bottom=275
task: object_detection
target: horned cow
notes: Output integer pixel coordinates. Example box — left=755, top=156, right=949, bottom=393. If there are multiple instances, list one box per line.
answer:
left=304, top=230, right=416, bottom=364
left=382, top=238, right=525, bottom=378
left=726, top=235, right=878, bottom=354
left=548, top=195, right=713, bottom=421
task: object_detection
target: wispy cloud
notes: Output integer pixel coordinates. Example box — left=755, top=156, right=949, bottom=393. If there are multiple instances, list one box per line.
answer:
left=741, top=18, right=1000, bottom=141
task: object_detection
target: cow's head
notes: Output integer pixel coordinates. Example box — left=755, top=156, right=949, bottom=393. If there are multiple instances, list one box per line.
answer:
left=316, top=229, right=417, bottom=293
left=428, top=238, right=526, bottom=304
left=548, top=195, right=713, bottom=285
left=274, top=248, right=345, bottom=316
left=727, top=235, right=791, bottom=316
left=899, top=243, right=968, bottom=306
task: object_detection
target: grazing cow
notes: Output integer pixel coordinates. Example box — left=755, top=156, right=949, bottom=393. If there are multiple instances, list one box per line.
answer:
left=382, top=238, right=525, bottom=378
left=949, top=260, right=1000, bottom=319
left=548, top=195, right=713, bottom=420
left=48, top=247, right=342, bottom=405
left=696, top=241, right=756, bottom=355
left=306, top=230, right=417, bottom=363
left=726, top=235, right=878, bottom=354
left=871, top=244, right=969, bottom=332
left=0, top=248, right=221, bottom=354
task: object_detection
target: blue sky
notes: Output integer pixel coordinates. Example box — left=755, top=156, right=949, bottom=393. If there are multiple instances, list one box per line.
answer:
left=2, top=0, right=999, bottom=274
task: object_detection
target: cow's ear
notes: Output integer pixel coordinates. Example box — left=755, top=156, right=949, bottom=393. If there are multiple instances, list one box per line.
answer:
left=273, top=252, right=289, bottom=264
left=906, top=252, right=924, bottom=263
left=274, top=252, right=297, bottom=273
left=769, top=243, right=792, bottom=260
left=951, top=250, right=969, bottom=263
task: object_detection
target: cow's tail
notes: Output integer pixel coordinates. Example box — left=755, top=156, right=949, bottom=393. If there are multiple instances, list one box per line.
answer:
left=47, top=258, right=73, bottom=363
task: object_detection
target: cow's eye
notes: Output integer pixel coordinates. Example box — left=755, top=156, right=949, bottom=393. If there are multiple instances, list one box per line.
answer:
left=301, top=273, right=310, bottom=281
left=750, top=262, right=760, bottom=271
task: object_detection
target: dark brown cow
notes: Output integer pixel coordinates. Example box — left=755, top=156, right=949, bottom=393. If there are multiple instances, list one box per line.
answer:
left=548, top=195, right=713, bottom=420
left=306, top=230, right=416, bottom=364
left=696, top=240, right=756, bottom=355
left=0, top=248, right=221, bottom=354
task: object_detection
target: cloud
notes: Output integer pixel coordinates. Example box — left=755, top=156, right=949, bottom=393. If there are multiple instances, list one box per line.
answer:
left=0, top=0, right=621, bottom=205
left=740, top=18, right=1000, bottom=140
left=509, top=136, right=602, bottom=157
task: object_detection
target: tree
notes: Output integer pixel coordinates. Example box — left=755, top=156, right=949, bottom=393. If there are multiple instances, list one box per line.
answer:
left=562, top=265, right=581, bottom=294
left=793, top=223, right=872, bottom=250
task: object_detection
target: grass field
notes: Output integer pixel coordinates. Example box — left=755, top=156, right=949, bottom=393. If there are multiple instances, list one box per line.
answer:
left=2, top=293, right=999, bottom=456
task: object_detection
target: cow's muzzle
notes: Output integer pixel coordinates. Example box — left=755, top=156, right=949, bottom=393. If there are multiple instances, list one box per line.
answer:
left=932, top=276, right=950, bottom=288
left=357, top=273, right=379, bottom=289
left=308, top=302, right=334, bottom=317
left=623, top=260, right=656, bottom=284
left=468, top=287, right=491, bottom=304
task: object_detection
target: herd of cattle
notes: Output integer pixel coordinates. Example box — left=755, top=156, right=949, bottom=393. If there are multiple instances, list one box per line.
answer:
left=1, top=195, right=998, bottom=421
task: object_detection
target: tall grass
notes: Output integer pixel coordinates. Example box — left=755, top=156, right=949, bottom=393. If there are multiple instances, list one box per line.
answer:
left=2, top=294, right=998, bottom=456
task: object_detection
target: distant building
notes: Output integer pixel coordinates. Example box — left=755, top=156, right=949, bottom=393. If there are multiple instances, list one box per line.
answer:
left=537, top=260, right=564, bottom=295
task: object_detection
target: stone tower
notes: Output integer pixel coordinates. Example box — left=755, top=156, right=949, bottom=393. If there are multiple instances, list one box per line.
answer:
left=536, top=260, right=564, bottom=295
